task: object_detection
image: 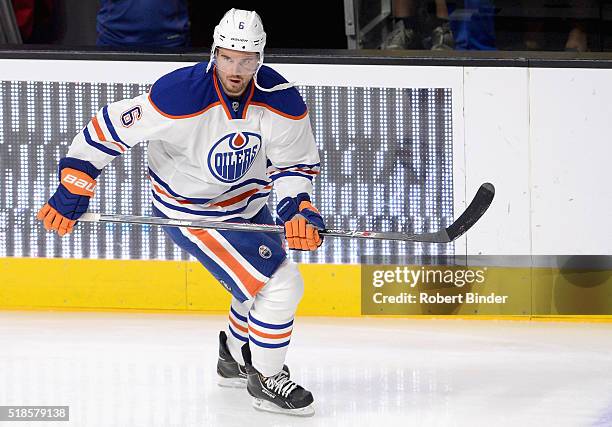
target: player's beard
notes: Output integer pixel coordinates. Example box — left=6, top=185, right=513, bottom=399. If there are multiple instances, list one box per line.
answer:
left=218, top=71, right=253, bottom=97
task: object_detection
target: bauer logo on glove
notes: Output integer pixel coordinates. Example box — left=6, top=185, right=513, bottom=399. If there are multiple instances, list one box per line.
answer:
left=276, top=193, right=325, bottom=251
left=61, top=169, right=97, bottom=196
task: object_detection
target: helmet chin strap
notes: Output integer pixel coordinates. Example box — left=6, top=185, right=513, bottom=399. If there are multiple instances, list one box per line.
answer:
left=253, top=78, right=295, bottom=92
left=205, top=44, right=216, bottom=74
left=253, top=64, right=296, bottom=92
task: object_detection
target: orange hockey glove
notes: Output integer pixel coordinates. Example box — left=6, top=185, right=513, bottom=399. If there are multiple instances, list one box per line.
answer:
left=277, top=194, right=324, bottom=251
left=37, top=158, right=99, bottom=237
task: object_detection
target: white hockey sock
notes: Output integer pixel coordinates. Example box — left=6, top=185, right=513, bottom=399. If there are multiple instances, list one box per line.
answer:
left=226, top=297, right=251, bottom=365
left=248, top=260, right=304, bottom=377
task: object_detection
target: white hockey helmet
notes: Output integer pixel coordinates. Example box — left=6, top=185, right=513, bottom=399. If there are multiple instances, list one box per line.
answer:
left=206, top=8, right=293, bottom=92
left=206, top=9, right=265, bottom=75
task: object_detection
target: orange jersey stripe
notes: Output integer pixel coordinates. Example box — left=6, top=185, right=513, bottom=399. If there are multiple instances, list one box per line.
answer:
left=270, top=168, right=318, bottom=176
left=295, top=168, right=319, bottom=175
left=229, top=315, right=248, bottom=333
left=91, top=116, right=124, bottom=152
left=148, top=94, right=220, bottom=119
left=150, top=180, right=199, bottom=205
left=241, top=82, right=255, bottom=119
left=91, top=116, right=107, bottom=141
left=212, top=68, right=233, bottom=121
left=109, top=140, right=126, bottom=153
left=248, top=326, right=292, bottom=339
left=188, top=229, right=265, bottom=296
left=212, top=185, right=272, bottom=208
left=152, top=183, right=194, bottom=204
left=250, top=102, right=308, bottom=120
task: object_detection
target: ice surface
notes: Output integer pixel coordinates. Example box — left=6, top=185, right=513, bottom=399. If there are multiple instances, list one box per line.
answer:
left=0, top=311, right=611, bottom=427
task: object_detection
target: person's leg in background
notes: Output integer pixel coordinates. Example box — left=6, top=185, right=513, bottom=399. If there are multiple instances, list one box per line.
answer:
left=451, top=0, right=496, bottom=50
left=427, top=0, right=455, bottom=50
left=382, top=0, right=420, bottom=49
left=523, top=0, right=545, bottom=51
left=565, top=0, right=592, bottom=51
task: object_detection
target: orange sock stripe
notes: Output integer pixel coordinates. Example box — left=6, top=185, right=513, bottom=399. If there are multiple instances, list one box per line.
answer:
left=188, top=229, right=265, bottom=296
left=248, top=326, right=293, bottom=339
left=229, top=315, right=248, bottom=333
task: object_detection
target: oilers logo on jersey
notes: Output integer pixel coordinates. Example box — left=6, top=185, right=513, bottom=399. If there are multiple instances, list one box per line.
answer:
left=208, top=132, right=261, bottom=183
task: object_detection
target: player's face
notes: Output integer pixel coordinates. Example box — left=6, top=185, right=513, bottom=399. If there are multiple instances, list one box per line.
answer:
left=215, top=48, right=260, bottom=97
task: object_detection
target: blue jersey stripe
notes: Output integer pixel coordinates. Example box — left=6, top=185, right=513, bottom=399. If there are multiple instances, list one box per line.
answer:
left=272, top=162, right=320, bottom=171
left=230, top=306, right=248, bottom=322
left=83, top=127, right=121, bottom=156
left=152, top=190, right=270, bottom=216
left=102, top=106, right=129, bottom=148
left=227, top=177, right=272, bottom=192
left=249, top=336, right=291, bottom=349
left=269, top=171, right=314, bottom=182
left=248, top=313, right=294, bottom=330
left=150, top=168, right=270, bottom=204
left=149, top=168, right=213, bottom=203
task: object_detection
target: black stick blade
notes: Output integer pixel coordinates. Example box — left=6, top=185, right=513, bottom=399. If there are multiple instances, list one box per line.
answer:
left=445, top=183, right=495, bottom=242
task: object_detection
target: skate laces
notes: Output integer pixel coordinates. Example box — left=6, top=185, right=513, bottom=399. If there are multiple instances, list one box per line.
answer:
left=264, top=372, right=298, bottom=398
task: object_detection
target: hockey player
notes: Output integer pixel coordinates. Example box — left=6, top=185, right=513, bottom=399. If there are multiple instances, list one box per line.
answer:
left=36, top=8, right=322, bottom=417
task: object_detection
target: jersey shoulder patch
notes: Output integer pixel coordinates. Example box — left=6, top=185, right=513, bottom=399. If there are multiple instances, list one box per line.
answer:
left=149, top=62, right=217, bottom=118
left=251, top=65, right=307, bottom=119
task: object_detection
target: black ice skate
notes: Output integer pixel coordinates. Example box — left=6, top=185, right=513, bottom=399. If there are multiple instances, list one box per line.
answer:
left=217, top=331, right=290, bottom=388
left=217, top=331, right=248, bottom=388
left=241, top=343, right=314, bottom=417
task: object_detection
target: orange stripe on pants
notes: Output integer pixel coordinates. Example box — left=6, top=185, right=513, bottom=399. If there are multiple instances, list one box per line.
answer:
left=188, top=228, right=265, bottom=297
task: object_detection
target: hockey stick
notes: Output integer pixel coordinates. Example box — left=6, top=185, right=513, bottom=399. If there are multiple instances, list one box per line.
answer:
left=79, top=183, right=494, bottom=243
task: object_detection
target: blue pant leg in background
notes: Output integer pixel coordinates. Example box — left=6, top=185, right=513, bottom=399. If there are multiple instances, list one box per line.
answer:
left=451, top=0, right=496, bottom=50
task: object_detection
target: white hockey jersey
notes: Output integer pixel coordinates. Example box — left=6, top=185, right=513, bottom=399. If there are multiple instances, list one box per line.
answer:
left=66, top=62, right=320, bottom=221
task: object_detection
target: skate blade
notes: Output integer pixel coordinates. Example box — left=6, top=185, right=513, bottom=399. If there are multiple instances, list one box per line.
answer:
left=252, top=398, right=315, bottom=417
left=217, top=376, right=247, bottom=388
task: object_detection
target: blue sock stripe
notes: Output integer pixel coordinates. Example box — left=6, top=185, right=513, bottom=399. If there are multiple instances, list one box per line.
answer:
left=230, top=307, right=248, bottom=323
left=249, top=336, right=291, bottom=349
left=228, top=325, right=248, bottom=342
left=248, top=313, right=294, bottom=330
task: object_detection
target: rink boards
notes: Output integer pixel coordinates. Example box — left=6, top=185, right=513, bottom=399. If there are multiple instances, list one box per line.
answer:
left=0, top=53, right=611, bottom=319
left=0, top=258, right=612, bottom=321
left=2, top=256, right=611, bottom=320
